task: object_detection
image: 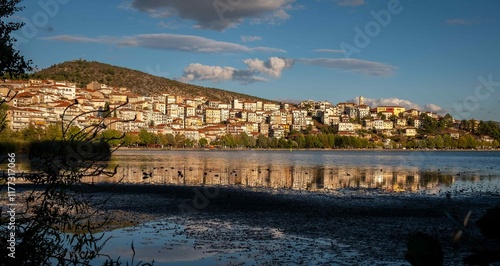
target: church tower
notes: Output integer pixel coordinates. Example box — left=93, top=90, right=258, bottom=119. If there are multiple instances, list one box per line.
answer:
left=359, top=96, right=364, bottom=106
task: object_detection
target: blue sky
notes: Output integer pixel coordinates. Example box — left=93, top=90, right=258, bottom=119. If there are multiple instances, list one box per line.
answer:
left=10, top=0, right=500, bottom=121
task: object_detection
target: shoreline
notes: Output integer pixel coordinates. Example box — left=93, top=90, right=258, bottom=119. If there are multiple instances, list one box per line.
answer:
left=2, top=147, right=498, bottom=161
left=115, top=146, right=500, bottom=152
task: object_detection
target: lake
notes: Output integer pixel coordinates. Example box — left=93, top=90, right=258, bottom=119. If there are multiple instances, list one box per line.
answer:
left=9, top=149, right=500, bottom=265
left=86, top=150, right=499, bottom=265
left=87, top=149, right=500, bottom=195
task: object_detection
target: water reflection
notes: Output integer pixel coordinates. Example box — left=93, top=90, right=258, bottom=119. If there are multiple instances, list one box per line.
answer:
left=92, top=164, right=457, bottom=192
left=78, top=150, right=499, bottom=194
left=6, top=150, right=499, bottom=194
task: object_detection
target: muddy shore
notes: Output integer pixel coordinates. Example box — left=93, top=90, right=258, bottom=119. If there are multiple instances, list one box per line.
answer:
left=15, top=183, right=500, bottom=265
left=79, top=183, right=498, bottom=265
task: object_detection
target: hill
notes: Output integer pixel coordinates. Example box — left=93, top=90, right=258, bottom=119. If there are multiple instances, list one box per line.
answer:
left=32, top=60, right=272, bottom=103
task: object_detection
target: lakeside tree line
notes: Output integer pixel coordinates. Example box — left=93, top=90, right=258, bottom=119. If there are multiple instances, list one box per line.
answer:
left=1, top=121, right=499, bottom=153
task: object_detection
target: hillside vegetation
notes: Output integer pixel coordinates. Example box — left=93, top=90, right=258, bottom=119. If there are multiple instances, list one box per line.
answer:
left=33, top=60, right=271, bottom=102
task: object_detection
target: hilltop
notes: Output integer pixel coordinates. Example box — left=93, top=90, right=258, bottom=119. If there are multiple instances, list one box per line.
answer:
left=32, top=60, right=272, bottom=103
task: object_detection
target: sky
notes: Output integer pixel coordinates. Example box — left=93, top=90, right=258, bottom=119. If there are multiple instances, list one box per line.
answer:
left=9, top=0, right=500, bottom=121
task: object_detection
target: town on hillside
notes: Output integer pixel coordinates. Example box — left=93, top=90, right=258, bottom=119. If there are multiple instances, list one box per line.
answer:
left=0, top=79, right=498, bottom=149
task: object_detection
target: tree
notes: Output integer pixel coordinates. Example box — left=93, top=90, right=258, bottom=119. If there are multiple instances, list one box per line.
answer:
left=478, top=121, right=500, bottom=140
left=20, top=124, right=42, bottom=142
left=123, top=132, right=140, bottom=146
left=440, top=114, right=454, bottom=128
left=138, top=129, right=155, bottom=145
left=199, top=138, right=209, bottom=147
left=434, top=135, right=444, bottom=149
left=420, top=114, right=439, bottom=134
left=0, top=99, right=139, bottom=265
left=174, top=134, right=186, bottom=148
left=42, top=123, right=63, bottom=141
left=0, top=103, right=9, bottom=132
left=378, top=112, right=387, bottom=120
left=256, top=134, right=269, bottom=148
left=100, top=129, right=124, bottom=147
left=1, top=0, right=33, bottom=78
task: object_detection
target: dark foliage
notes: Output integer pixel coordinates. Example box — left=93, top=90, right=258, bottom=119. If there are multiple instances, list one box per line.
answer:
left=476, top=205, right=500, bottom=240
left=0, top=0, right=33, bottom=78
left=405, top=232, right=444, bottom=266
left=406, top=206, right=500, bottom=266
left=0, top=97, right=145, bottom=264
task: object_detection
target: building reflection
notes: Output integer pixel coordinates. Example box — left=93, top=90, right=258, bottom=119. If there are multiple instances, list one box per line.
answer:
left=83, top=155, right=458, bottom=193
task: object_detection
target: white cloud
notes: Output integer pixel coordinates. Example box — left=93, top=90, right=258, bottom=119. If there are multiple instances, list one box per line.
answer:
left=180, top=56, right=395, bottom=84
left=39, top=35, right=112, bottom=43
left=180, top=57, right=293, bottom=84
left=312, top=49, right=346, bottom=53
left=180, top=64, right=237, bottom=83
left=335, top=0, right=365, bottom=7
left=241, top=35, right=263, bottom=42
left=128, top=0, right=295, bottom=31
left=252, top=8, right=291, bottom=25
left=243, top=57, right=294, bottom=78
left=297, top=58, right=396, bottom=76
left=353, top=97, right=422, bottom=110
left=179, top=63, right=267, bottom=84
left=424, top=103, right=443, bottom=113
left=40, top=34, right=285, bottom=53
left=351, top=97, right=445, bottom=114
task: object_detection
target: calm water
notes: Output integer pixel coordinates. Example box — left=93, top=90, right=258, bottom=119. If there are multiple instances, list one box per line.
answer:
left=17, top=150, right=499, bottom=265
left=85, top=150, right=500, bottom=195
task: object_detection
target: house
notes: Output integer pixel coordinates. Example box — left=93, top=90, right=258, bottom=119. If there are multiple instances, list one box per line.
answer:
left=263, top=102, right=280, bottom=111
left=228, top=123, right=248, bottom=135
left=383, top=120, right=394, bottom=130
left=405, top=127, right=417, bottom=137
left=154, top=102, right=166, bottom=114
left=357, top=105, right=371, bottom=119
left=242, top=101, right=257, bottom=111
left=183, top=129, right=201, bottom=141
left=337, top=131, right=359, bottom=137
left=412, top=119, right=422, bottom=129
left=108, top=93, right=127, bottom=104
left=444, top=129, right=461, bottom=139
left=232, top=99, right=243, bottom=109
left=185, top=116, right=203, bottom=129
left=247, top=112, right=258, bottom=123
left=480, top=135, right=495, bottom=143
left=404, top=109, right=420, bottom=117
left=259, top=122, right=269, bottom=136
left=373, top=119, right=384, bottom=130
left=396, top=118, right=407, bottom=128
left=336, top=102, right=356, bottom=115
left=269, top=127, right=285, bottom=139
left=184, top=105, right=196, bottom=117
left=245, top=122, right=259, bottom=133
left=199, top=125, right=227, bottom=138
left=207, top=100, right=220, bottom=108
left=204, top=108, right=221, bottom=124
left=364, top=119, right=374, bottom=129
left=376, top=106, right=406, bottom=116
left=14, top=92, right=39, bottom=106
left=337, top=122, right=354, bottom=132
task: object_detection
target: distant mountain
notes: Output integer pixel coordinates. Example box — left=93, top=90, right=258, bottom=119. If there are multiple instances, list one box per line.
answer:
left=33, top=60, right=272, bottom=103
